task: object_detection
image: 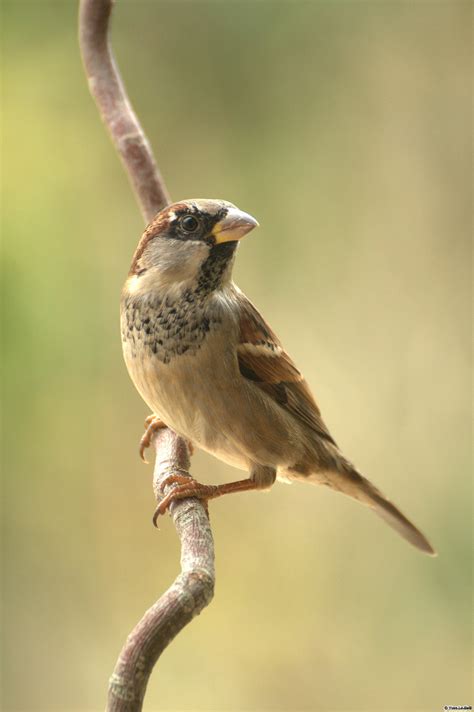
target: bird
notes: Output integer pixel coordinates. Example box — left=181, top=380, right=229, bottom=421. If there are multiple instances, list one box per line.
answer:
left=121, top=198, right=435, bottom=555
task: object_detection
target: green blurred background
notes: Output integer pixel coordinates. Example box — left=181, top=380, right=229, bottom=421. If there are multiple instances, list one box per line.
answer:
left=2, top=1, right=471, bottom=710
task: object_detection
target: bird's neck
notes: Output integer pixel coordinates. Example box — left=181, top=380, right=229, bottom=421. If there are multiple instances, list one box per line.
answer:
left=124, top=241, right=237, bottom=305
left=194, top=241, right=237, bottom=298
left=121, top=244, right=238, bottom=365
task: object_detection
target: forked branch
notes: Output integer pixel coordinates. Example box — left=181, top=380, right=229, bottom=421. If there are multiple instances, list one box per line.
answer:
left=78, top=1, right=215, bottom=709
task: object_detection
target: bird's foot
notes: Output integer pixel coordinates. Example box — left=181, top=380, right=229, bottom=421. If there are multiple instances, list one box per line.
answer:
left=139, top=415, right=167, bottom=463
left=153, top=474, right=214, bottom=525
left=153, top=476, right=260, bottom=525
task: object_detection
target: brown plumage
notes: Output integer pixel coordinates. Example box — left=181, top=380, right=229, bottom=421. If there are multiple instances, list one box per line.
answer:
left=121, top=198, right=435, bottom=555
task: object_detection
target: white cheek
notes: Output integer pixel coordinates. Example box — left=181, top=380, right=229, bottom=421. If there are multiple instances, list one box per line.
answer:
left=183, top=243, right=209, bottom=274
left=126, top=241, right=210, bottom=296
left=160, top=241, right=210, bottom=283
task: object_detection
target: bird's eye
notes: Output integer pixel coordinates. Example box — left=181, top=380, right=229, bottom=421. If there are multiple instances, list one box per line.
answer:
left=180, top=215, right=199, bottom=232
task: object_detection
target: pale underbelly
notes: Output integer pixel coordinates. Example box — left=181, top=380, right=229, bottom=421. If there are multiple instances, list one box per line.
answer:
left=124, top=345, right=306, bottom=473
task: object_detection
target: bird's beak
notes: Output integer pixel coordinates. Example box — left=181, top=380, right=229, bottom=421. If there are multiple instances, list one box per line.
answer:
left=211, top=208, right=259, bottom=244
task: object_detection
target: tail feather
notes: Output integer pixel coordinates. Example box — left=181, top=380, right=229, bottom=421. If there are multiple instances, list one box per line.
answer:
left=303, top=465, right=436, bottom=556
left=347, top=469, right=436, bottom=556
left=369, top=490, right=436, bottom=556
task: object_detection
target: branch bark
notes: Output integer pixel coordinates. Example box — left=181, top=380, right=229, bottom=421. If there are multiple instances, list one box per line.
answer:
left=78, top=1, right=215, bottom=709
left=79, top=0, right=170, bottom=223
left=107, top=431, right=215, bottom=710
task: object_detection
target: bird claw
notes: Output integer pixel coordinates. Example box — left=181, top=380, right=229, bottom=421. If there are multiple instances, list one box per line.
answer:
left=139, top=416, right=194, bottom=463
left=139, top=415, right=166, bottom=463
left=153, top=474, right=214, bottom=526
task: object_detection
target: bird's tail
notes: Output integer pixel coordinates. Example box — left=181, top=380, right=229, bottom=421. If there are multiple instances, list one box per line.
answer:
left=368, top=486, right=435, bottom=555
left=305, top=465, right=436, bottom=555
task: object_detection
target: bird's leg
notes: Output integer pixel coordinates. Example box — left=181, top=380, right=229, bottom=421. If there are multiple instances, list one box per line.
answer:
left=153, top=465, right=276, bottom=525
left=139, top=415, right=167, bottom=463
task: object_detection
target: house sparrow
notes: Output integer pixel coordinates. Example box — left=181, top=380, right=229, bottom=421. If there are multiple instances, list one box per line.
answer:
left=121, top=199, right=435, bottom=555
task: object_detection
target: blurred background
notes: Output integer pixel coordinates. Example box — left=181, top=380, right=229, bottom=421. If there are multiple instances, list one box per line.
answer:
left=2, top=1, right=471, bottom=710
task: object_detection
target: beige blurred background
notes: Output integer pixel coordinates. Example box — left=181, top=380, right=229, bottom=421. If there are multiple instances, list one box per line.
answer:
left=2, top=1, right=471, bottom=710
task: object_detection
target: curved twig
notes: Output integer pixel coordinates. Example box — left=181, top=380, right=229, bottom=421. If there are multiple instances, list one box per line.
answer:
left=78, top=1, right=215, bottom=709
left=79, top=0, right=170, bottom=223
left=107, top=430, right=215, bottom=710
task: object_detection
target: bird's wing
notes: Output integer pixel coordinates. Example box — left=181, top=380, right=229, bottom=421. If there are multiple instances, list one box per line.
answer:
left=236, top=293, right=337, bottom=446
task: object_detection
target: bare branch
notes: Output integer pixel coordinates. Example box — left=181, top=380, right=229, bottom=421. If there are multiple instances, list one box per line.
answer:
left=78, top=1, right=215, bottom=709
left=79, top=0, right=170, bottom=222
left=107, top=430, right=215, bottom=710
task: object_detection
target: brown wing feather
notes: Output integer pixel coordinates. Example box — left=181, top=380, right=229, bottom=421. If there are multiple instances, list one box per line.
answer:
left=236, top=296, right=337, bottom=446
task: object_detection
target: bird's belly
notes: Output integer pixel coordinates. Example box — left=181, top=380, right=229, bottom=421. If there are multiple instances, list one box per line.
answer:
left=124, top=340, right=242, bottom=462
left=123, top=338, right=303, bottom=472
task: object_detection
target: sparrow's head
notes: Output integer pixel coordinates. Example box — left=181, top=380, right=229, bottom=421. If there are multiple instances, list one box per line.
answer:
left=126, top=199, right=258, bottom=294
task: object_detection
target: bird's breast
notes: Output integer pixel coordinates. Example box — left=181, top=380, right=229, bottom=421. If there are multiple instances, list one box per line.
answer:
left=120, top=286, right=308, bottom=472
left=121, top=289, right=239, bottom=441
left=121, top=290, right=225, bottom=365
